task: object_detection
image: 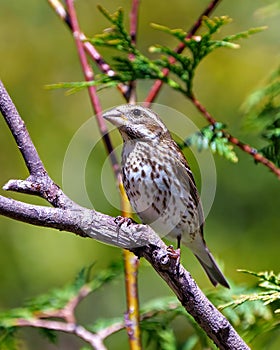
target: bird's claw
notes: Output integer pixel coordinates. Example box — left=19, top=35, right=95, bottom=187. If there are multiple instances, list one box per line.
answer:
left=167, top=245, right=181, bottom=275
left=114, top=215, right=136, bottom=227
left=167, top=245, right=181, bottom=259
left=114, top=216, right=137, bottom=239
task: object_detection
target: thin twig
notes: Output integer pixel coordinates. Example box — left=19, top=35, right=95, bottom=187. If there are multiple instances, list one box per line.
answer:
left=65, top=0, right=120, bottom=178
left=16, top=318, right=107, bottom=350
left=190, top=93, right=280, bottom=179
left=181, top=0, right=222, bottom=46
left=47, top=0, right=129, bottom=99
left=18, top=291, right=178, bottom=349
left=64, top=285, right=92, bottom=323
left=144, top=0, right=221, bottom=105
left=97, top=299, right=180, bottom=339
left=127, top=0, right=140, bottom=104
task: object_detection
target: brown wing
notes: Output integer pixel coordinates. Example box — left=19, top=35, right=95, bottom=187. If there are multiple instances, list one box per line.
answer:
left=173, top=144, right=205, bottom=234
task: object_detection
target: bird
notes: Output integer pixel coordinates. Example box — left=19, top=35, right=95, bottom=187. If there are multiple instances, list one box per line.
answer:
left=103, top=104, right=229, bottom=288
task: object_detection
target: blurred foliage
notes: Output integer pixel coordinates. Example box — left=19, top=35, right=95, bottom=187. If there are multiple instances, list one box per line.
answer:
left=1, top=0, right=280, bottom=349
left=243, top=65, right=280, bottom=166
left=0, top=266, right=279, bottom=349
left=217, top=270, right=280, bottom=346
left=0, top=263, right=123, bottom=348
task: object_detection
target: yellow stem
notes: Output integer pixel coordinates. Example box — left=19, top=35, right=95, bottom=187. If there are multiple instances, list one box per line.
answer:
left=119, top=180, right=142, bottom=349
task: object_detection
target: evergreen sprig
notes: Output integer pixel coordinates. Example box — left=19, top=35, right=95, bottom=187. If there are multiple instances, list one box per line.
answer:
left=179, top=123, right=238, bottom=163
left=49, top=7, right=265, bottom=98
left=0, top=263, right=123, bottom=347
left=1, top=265, right=279, bottom=349
left=216, top=270, right=280, bottom=343
left=91, top=10, right=265, bottom=95
left=243, top=65, right=280, bottom=166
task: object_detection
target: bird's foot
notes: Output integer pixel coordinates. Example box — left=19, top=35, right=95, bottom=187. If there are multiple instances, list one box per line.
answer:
left=167, top=245, right=181, bottom=275
left=114, top=215, right=136, bottom=227
left=114, top=216, right=137, bottom=239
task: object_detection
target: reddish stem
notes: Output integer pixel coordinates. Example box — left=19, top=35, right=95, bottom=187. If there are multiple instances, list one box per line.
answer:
left=130, top=0, right=140, bottom=45
left=47, top=0, right=129, bottom=100
left=190, top=94, right=280, bottom=179
left=65, top=0, right=120, bottom=178
left=127, top=0, right=140, bottom=104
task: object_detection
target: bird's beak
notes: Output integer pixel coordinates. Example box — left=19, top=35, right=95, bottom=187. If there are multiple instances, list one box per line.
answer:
left=103, top=108, right=127, bottom=127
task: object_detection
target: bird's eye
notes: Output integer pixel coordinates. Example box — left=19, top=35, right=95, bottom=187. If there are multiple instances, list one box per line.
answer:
left=133, top=108, right=141, bottom=117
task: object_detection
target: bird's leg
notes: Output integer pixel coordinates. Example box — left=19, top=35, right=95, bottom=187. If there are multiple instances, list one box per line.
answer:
left=177, top=235, right=181, bottom=250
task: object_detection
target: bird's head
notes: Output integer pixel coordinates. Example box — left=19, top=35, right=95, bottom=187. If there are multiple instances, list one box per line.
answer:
left=103, top=104, right=168, bottom=142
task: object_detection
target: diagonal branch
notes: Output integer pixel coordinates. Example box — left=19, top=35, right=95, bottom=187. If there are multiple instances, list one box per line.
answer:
left=0, top=81, right=75, bottom=209
left=0, top=80, right=250, bottom=349
left=0, top=85, right=44, bottom=177
left=0, top=194, right=249, bottom=349
left=0, top=194, right=160, bottom=250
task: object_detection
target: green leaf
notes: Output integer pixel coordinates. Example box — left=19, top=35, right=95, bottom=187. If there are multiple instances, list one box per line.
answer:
left=150, top=23, right=188, bottom=42
left=223, top=26, right=267, bottom=42
left=0, top=327, right=18, bottom=350
left=149, top=16, right=264, bottom=95
left=0, top=263, right=123, bottom=348
left=242, top=65, right=280, bottom=167
left=259, top=142, right=280, bottom=167
left=202, top=15, right=232, bottom=34
left=242, top=66, right=280, bottom=121
left=215, top=270, right=280, bottom=343
left=180, top=124, right=238, bottom=163
left=38, top=328, right=57, bottom=344
left=239, top=270, right=280, bottom=290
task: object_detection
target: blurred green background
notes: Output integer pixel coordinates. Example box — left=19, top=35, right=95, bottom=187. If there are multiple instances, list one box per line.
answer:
left=0, top=0, right=279, bottom=349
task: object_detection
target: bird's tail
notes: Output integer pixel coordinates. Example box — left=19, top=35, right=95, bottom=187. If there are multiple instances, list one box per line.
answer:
left=195, top=251, right=230, bottom=288
left=187, top=237, right=230, bottom=288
